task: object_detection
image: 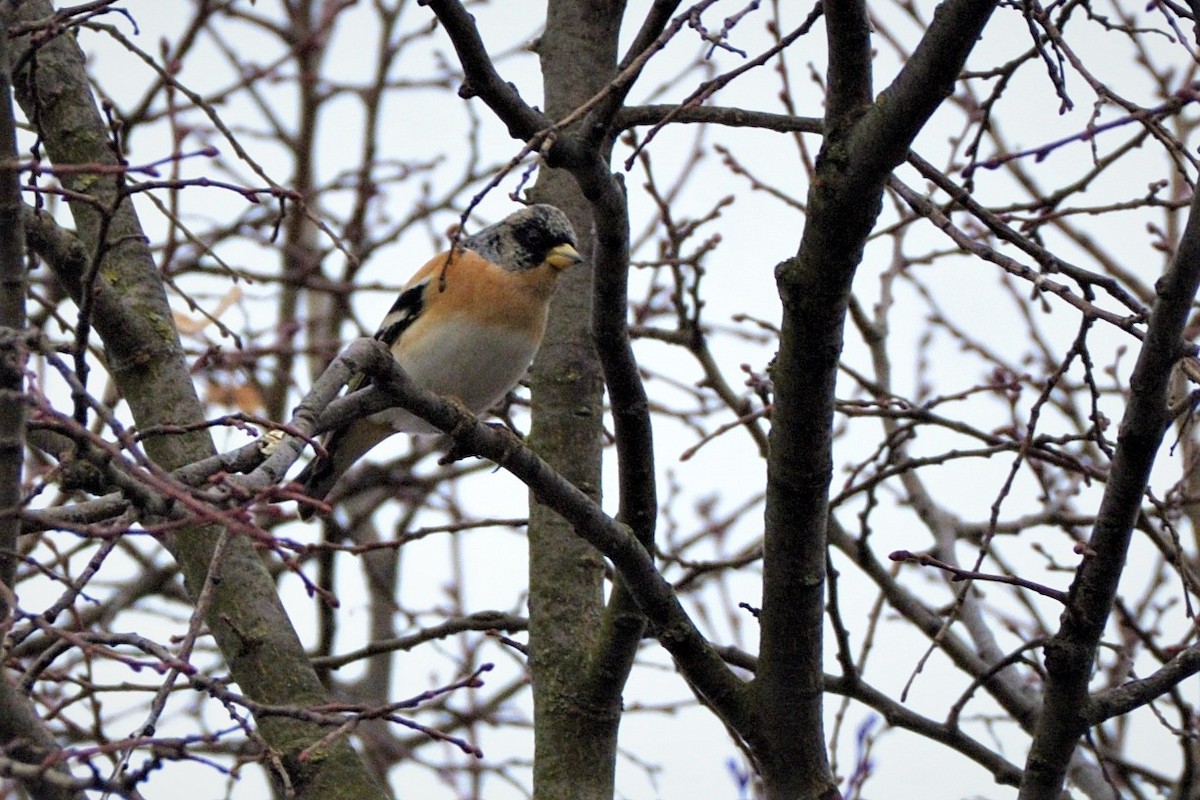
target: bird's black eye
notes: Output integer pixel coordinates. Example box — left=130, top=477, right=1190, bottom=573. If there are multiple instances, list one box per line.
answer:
left=512, top=218, right=569, bottom=260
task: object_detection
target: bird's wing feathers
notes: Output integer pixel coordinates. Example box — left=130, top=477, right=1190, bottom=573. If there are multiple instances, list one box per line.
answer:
left=342, top=271, right=432, bottom=396
left=296, top=264, right=438, bottom=517
left=375, top=274, right=430, bottom=347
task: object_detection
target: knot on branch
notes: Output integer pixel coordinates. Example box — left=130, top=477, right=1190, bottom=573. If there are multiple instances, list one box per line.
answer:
left=0, top=326, right=29, bottom=385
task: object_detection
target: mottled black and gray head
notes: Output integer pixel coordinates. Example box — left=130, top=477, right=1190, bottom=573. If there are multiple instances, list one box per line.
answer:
left=461, top=204, right=583, bottom=272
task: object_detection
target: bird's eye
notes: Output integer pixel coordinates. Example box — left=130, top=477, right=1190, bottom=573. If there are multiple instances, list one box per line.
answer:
left=514, top=224, right=561, bottom=260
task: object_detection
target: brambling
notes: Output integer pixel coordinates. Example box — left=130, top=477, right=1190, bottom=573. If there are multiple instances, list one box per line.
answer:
left=296, top=204, right=583, bottom=518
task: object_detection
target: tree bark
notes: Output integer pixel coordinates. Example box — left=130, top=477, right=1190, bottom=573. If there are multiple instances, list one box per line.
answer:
left=527, top=2, right=630, bottom=797
left=1018, top=142, right=1200, bottom=800
left=759, top=0, right=998, bottom=796
left=7, top=5, right=385, bottom=797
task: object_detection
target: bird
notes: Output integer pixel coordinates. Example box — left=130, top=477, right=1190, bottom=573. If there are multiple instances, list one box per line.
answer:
left=295, top=204, right=583, bottom=519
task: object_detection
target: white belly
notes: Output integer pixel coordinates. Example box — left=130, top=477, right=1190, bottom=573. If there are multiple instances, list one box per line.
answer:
left=376, top=317, right=540, bottom=434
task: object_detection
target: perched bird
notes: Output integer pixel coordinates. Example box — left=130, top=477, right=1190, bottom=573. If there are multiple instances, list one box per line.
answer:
left=295, top=204, right=582, bottom=519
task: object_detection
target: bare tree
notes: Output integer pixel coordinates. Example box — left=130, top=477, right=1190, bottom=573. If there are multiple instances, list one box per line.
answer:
left=4, top=1, right=1200, bottom=799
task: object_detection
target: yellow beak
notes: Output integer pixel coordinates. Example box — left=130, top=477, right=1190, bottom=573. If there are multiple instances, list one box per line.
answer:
left=545, top=243, right=584, bottom=270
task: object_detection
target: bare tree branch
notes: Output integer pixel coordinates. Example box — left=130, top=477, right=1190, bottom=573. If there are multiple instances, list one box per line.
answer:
left=1020, top=145, right=1200, bottom=800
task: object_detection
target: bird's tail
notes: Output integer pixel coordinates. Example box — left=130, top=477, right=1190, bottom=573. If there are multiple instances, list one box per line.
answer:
left=294, top=418, right=391, bottom=520
left=294, top=456, right=338, bottom=520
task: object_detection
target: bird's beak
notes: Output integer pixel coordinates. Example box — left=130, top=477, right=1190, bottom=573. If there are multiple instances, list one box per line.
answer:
left=546, top=243, right=584, bottom=270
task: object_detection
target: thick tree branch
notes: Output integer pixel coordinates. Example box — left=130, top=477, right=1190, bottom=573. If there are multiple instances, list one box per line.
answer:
left=7, top=6, right=387, bottom=797
left=312, top=338, right=760, bottom=740
left=716, top=646, right=1028, bottom=788
left=760, top=2, right=999, bottom=797
left=0, top=6, right=82, bottom=797
left=1086, top=648, right=1200, bottom=725
left=521, top=5, right=631, bottom=796
left=573, top=158, right=660, bottom=711
left=583, top=0, right=701, bottom=136
left=616, top=103, right=822, bottom=133
left=614, top=0, right=682, bottom=76
left=417, top=0, right=548, bottom=140
left=0, top=675, right=83, bottom=800
left=849, top=0, right=997, bottom=185
left=1019, top=166, right=1200, bottom=800
left=823, top=0, right=872, bottom=126
left=0, top=0, right=25, bottom=610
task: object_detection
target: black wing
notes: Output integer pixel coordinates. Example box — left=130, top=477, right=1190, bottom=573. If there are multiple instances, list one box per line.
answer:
left=375, top=278, right=428, bottom=346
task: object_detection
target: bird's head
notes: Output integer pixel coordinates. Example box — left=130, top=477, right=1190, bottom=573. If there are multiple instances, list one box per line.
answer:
left=462, top=204, right=584, bottom=273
